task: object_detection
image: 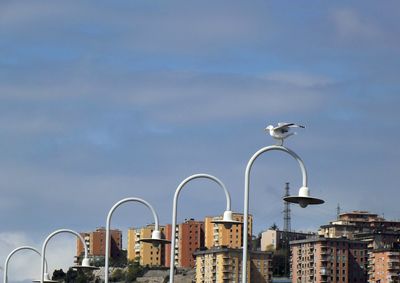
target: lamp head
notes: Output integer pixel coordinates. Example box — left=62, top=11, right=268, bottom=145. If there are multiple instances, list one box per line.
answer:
left=210, top=210, right=243, bottom=229
left=283, top=186, right=324, bottom=208
left=71, top=257, right=99, bottom=270
left=139, top=230, right=171, bottom=247
left=82, top=258, right=90, bottom=267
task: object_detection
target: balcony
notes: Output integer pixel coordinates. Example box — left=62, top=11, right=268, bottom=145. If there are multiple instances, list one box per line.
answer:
left=388, top=263, right=399, bottom=270
left=388, top=252, right=400, bottom=256
left=320, top=268, right=329, bottom=276
left=321, top=255, right=330, bottom=262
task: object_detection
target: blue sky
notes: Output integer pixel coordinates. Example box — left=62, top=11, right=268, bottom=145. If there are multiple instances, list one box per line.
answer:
left=1, top=1, right=400, bottom=282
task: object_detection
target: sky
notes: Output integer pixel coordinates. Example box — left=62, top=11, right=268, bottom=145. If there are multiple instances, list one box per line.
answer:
left=1, top=1, right=400, bottom=282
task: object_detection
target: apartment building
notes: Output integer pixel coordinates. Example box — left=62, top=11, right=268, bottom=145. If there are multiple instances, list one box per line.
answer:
left=260, top=229, right=313, bottom=251
left=127, top=224, right=166, bottom=266
left=368, top=248, right=400, bottom=283
left=194, top=247, right=272, bottom=283
left=165, top=219, right=204, bottom=268
left=204, top=213, right=252, bottom=249
left=76, top=227, right=122, bottom=259
left=319, top=211, right=400, bottom=240
left=290, top=237, right=368, bottom=283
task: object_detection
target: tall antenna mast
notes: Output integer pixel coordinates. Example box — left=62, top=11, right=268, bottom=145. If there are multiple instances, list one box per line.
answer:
left=283, top=182, right=291, bottom=232
left=337, top=203, right=341, bottom=220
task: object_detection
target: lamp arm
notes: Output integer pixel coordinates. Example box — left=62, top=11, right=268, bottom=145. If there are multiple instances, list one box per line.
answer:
left=105, top=197, right=160, bottom=283
left=169, top=173, right=231, bottom=283
left=41, top=229, right=87, bottom=283
left=242, top=145, right=308, bottom=283
left=4, top=246, right=48, bottom=283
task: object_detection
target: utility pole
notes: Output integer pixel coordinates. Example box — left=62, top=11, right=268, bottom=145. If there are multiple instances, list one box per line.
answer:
left=283, top=182, right=291, bottom=232
left=337, top=203, right=341, bottom=220
left=283, top=182, right=291, bottom=277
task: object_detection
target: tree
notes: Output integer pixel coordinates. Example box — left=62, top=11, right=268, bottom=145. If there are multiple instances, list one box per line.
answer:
left=270, top=223, right=278, bottom=230
left=52, top=269, right=66, bottom=280
left=110, top=268, right=124, bottom=282
left=125, top=261, right=144, bottom=282
left=65, top=267, right=93, bottom=283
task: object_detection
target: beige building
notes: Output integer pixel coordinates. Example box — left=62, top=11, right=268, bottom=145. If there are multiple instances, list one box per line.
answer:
left=194, top=247, right=272, bottom=283
left=318, top=210, right=400, bottom=240
left=290, top=237, right=368, bottom=283
left=368, top=248, right=400, bottom=282
left=127, top=224, right=166, bottom=266
left=260, top=229, right=313, bottom=251
left=204, top=213, right=252, bottom=249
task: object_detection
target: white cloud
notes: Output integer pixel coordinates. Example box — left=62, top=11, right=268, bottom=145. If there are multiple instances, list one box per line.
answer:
left=264, top=72, right=334, bottom=88
left=332, top=9, right=381, bottom=40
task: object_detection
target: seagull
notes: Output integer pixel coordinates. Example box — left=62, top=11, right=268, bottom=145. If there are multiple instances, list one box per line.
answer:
left=265, top=122, right=305, bottom=145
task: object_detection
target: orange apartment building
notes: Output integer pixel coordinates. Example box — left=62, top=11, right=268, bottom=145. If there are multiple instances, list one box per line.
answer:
left=368, top=248, right=400, bottom=283
left=194, top=247, right=273, bottom=283
left=76, top=227, right=122, bottom=259
left=290, top=237, right=368, bottom=283
left=127, top=224, right=166, bottom=266
left=204, top=213, right=252, bottom=249
left=165, top=219, right=205, bottom=268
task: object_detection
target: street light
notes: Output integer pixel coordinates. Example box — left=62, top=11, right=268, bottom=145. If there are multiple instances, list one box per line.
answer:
left=3, top=246, right=50, bottom=283
left=37, top=228, right=95, bottom=283
left=169, top=173, right=240, bottom=283
left=241, top=145, right=324, bottom=283
left=104, top=197, right=169, bottom=283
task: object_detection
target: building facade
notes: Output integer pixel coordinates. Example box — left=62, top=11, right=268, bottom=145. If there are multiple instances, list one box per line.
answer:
left=194, top=247, right=272, bottom=283
left=290, top=237, right=368, bottom=283
left=260, top=229, right=313, bottom=251
left=204, top=213, right=252, bottom=249
left=127, top=224, right=166, bottom=266
left=318, top=211, right=400, bottom=240
left=368, top=248, right=400, bottom=283
left=76, top=227, right=122, bottom=259
left=165, top=219, right=204, bottom=268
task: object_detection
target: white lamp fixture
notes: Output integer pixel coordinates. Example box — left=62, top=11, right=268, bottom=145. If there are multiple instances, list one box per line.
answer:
left=241, top=144, right=324, bottom=283
left=37, top=229, right=95, bottom=283
left=284, top=186, right=324, bottom=208
left=210, top=210, right=243, bottom=228
left=139, top=230, right=171, bottom=246
left=4, top=246, right=50, bottom=283
left=169, top=173, right=239, bottom=283
left=104, top=197, right=169, bottom=283
left=71, top=257, right=100, bottom=270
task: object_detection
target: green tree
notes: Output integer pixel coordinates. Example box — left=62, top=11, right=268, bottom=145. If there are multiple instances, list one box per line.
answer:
left=270, top=223, right=278, bottom=230
left=52, top=269, right=66, bottom=280
left=125, top=261, right=144, bottom=282
left=110, top=268, right=124, bottom=282
left=65, top=267, right=93, bottom=283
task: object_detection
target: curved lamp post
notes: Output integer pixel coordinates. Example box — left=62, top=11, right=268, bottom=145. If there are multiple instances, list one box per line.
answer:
left=3, top=246, right=49, bottom=283
left=38, top=228, right=94, bottom=283
left=169, top=173, right=240, bottom=283
left=241, top=145, right=324, bottom=283
left=105, top=197, right=169, bottom=283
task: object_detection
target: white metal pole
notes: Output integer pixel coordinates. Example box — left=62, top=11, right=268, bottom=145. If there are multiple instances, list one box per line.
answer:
left=4, top=246, right=48, bottom=283
left=104, top=197, right=160, bottom=283
left=40, top=229, right=88, bottom=283
left=241, top=145, right=307, bottom=283
left=169, top=173, right=231, bottom=283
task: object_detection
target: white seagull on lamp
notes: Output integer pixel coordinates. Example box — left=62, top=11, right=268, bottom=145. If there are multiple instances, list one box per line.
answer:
left=265, top=122, right=305, bottom=145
